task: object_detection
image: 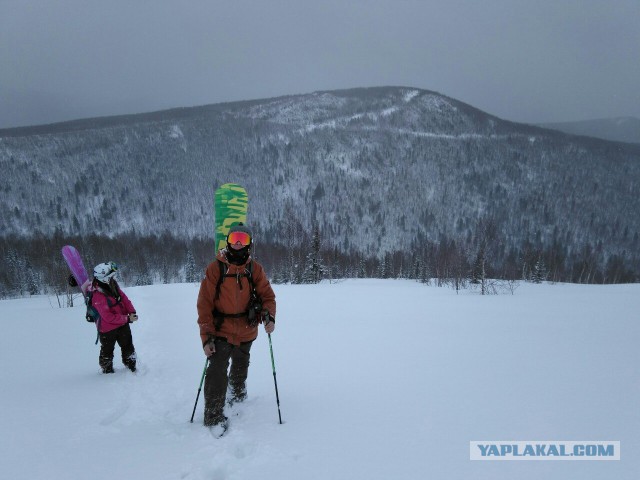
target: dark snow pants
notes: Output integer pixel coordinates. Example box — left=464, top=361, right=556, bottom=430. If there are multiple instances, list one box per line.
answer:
left=99, top=323, right=136, bottom=372
left=203, top=337, right=253, bottom=425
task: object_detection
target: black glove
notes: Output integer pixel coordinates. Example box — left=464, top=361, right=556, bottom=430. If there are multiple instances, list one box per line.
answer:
left=261, top=309, right=275, bottom=334
left=261, top=309, right=275, bottom=324
left=68, top=274, right=78, bottom=287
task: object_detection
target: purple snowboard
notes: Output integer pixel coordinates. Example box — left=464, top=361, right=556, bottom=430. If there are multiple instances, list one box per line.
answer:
left=61, top=245, right=90, bottom=295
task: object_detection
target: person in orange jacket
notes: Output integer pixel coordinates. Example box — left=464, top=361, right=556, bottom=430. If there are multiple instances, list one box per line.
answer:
left=197, top=223, right=276, bottom=430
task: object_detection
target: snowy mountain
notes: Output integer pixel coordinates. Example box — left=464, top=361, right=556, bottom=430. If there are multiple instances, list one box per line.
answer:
left=1, top=280, right=639, bottom=479
left=1, top=87, right=639, bottom=289
left=539, top=117, right=640, bottom=144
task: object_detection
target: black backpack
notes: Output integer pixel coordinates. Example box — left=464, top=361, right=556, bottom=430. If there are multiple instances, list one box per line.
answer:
left=84, top=290, right=102, bottom=345
left=85, top=290, right=100, bottom=323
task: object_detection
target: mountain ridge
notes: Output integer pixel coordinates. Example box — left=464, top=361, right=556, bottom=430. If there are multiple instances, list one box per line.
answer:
left=539, top=116, right=640, bottom=144
left=1, top=86, right=639, bottom=266
left=0, top=86, right=565, bottom=138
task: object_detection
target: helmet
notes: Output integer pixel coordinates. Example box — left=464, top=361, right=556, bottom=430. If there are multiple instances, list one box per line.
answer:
left=94, top=261, right=119, bottom=283
left=227, top=223, right=252, bottom=247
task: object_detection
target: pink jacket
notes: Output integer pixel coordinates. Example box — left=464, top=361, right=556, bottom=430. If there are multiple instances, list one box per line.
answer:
left=89, top=282, right=136, bottom=333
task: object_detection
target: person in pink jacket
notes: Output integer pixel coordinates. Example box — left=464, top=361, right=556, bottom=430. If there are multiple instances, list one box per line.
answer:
left=90, top=262, right=138, bottom=374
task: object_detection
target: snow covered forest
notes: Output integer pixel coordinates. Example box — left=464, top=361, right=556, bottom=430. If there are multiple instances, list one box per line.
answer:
left=1, top=87, right=639, bottom=297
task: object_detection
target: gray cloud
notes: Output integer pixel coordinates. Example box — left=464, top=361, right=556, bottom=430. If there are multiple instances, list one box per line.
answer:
left=1, top=0, right=638, bottom=128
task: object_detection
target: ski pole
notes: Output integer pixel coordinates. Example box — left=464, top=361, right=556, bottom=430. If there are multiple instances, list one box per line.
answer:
left=190, top=358, right=209, bottom=423
left=268, top=333, right=283, bottom=424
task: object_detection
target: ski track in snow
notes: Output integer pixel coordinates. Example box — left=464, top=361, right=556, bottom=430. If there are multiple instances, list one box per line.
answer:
left=1, top=280, right=639, bottom=480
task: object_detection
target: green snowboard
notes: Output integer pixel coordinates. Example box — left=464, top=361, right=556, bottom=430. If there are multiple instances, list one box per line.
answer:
left=215, top=183, right=249, bottom=252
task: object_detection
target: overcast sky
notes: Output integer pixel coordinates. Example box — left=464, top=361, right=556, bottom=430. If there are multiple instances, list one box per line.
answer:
left=1, top=0, right=639, bottom=129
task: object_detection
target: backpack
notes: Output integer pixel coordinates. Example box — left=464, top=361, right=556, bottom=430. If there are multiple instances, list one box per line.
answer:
left=212, top=259, right=262, bottom=331
left=85, top=290, right=100, bottom=323
left=84, top=290, right=102, bottom=345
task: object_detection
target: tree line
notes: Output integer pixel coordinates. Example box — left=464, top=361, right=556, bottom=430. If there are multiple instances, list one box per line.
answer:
left=1, top=223, right=637, bottom=299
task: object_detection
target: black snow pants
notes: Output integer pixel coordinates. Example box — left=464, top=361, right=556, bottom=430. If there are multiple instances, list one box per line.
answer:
left=203, top=337, right=253, bottom=425
left=99, top=323, right=136, bottom=373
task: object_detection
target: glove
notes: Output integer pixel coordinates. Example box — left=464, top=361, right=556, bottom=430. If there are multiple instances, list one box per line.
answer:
left=261, top=309, right=275, bottom=334
left=128, top=313, right=138, bottom=323
left=68, top=275, right=78, bottom=287
left=203, top=338, right=216, bottom=357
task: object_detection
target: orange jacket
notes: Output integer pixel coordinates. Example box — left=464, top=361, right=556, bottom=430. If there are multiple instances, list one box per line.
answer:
left=197, top=250, right=276, bottom=346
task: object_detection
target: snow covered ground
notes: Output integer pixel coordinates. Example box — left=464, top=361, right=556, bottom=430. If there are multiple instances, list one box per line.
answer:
left=1, top=279, right=639, bottom=480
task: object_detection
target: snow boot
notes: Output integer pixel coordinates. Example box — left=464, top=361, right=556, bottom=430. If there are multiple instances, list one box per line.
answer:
left=228, top=386, right=247, bottom=406
left=204, top=411, right=229, bottom=438
left=123, top=353, right=137, bottom=372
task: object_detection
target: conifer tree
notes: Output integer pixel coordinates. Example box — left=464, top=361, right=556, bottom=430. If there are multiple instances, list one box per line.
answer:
left=302, top=225, right=324, bottom=284
left=185, top=250, right=198, bottom=283
left=532, top=257, right=547, bottom=284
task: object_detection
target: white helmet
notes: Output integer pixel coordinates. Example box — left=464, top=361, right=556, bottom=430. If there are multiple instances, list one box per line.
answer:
left=94, top=261, right=118, bottom=283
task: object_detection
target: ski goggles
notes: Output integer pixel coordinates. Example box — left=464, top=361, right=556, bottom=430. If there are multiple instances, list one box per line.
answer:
left=227, top=231, right=251, bottom=247
left=104, top=262, right=119, bottom=280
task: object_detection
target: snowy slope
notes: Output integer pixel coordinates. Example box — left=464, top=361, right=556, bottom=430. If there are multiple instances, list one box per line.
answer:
left=1, top=280, right=639, bottom=480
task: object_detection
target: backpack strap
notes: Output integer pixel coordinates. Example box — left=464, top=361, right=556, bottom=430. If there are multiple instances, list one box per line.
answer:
left=246, top=260, right=255, bottom=292
left=214, top=259, right=228, bottom=300
left=215, top=259, right=253, bottom=298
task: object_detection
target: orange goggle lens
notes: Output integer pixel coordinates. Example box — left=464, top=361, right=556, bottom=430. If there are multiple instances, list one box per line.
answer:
left=227, top=231, right=251, bottom=246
